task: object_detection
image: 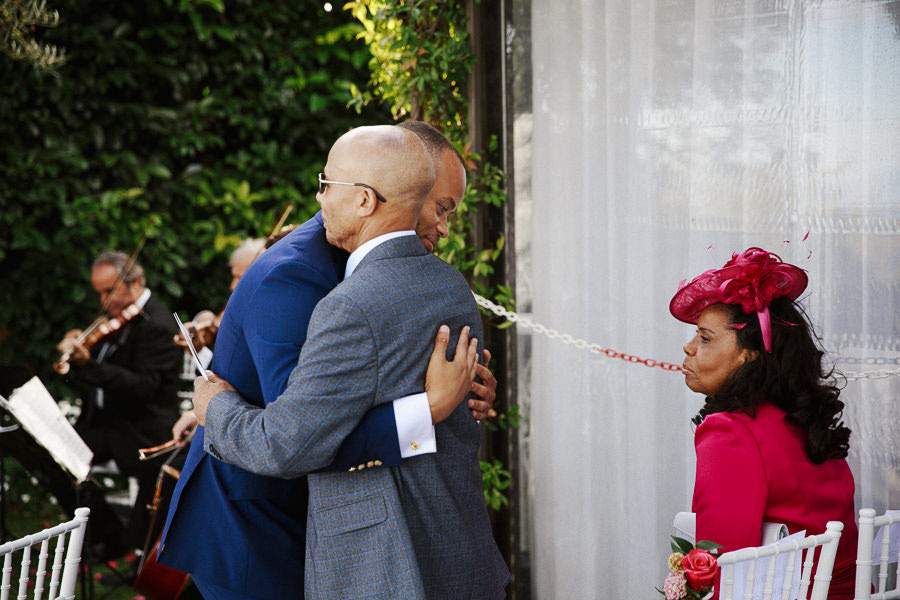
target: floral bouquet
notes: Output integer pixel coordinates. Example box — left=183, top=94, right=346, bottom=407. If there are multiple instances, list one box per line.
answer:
left=658, top=536, right=723, bottom=600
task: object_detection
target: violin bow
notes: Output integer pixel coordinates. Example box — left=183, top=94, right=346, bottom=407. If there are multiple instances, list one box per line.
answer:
left=257, top=201, right=295, bottom=257
left=73, top=226, right=151, bottom=345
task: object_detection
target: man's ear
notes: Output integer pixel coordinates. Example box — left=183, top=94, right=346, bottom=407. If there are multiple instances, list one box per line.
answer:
left=356, top=188, right=378, bottom=216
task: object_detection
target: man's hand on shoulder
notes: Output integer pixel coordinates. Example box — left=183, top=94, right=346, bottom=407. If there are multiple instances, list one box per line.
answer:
left=425, top=325, right=478, bottom=424
left=192, top=371, right=235, bottom=427
left=469, top=348, right=497, bottom=421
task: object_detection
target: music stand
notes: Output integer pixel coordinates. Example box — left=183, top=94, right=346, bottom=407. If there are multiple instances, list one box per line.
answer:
left=0, top=373, right=98, bottom=600
left=0, top=363, right=33, bottom=543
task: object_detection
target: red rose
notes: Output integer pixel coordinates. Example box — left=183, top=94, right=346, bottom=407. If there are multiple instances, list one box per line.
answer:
left=681, top=548, right=719, bottom=591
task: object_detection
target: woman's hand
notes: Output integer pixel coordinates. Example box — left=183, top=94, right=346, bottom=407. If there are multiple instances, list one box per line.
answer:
left=468, top=349, right=497, bottom=420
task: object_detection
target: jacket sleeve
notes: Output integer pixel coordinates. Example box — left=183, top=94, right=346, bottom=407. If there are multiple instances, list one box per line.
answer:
left=692, top=412, right=768, bottom=553
left=205, top=292, right=380, bottom=478
left=319, top=402, right=403, bottom=472
left=240, top=262, right=405, bottom=473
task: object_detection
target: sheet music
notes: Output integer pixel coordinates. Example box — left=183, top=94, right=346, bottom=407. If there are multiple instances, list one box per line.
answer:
left=197, top=346, right=213, bottom=371
left=174, top=313, right=209, bottom=380
left=0, top=377, right=93, bottom=482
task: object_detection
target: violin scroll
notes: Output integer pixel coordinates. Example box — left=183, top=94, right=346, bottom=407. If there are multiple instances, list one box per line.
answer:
left=173, top=309, right=222, bottom=351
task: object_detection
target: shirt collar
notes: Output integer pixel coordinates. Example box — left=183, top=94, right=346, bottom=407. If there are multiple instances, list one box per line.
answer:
left=345, top=230, right=416, bottom=279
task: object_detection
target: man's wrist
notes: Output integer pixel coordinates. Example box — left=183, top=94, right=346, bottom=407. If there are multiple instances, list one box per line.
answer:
left=393, top=393, right=436, bottom=458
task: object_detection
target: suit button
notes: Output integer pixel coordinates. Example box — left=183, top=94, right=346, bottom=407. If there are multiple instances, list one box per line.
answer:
left=373, top=460, right=383, bottom=466
left=348, top=467, right=356, bottom=472
left=366, top=461, right=375, bottom=468
left=357, top=464, right=366, bottom=470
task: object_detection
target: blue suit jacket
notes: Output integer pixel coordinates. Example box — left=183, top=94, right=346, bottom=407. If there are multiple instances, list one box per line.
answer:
left=205, top=235, right=509, bottom=599
left=158, top=213, right=405, bottom=599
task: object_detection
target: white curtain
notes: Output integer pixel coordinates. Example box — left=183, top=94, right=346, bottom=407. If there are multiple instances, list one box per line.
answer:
left=510, top=1, right=900, bottom=597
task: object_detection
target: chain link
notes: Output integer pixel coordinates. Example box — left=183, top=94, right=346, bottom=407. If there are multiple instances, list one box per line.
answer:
left=473, top=293, right=683, bottom=372
left=842, top=369, right=900, bottom=382
left=835, top=356, right=900, bottom=366
left=473, top=293, right=900, bottom=381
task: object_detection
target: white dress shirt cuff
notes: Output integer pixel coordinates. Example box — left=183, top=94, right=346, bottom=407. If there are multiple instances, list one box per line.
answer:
left=393, top=393, right=436, bottom=458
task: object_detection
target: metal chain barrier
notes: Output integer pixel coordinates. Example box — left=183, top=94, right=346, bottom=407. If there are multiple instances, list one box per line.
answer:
left=473, top=292, right=900, bottom=381
left=842, top=369, right=900, bottom=382
left=472, top=293, right=683, bottom=373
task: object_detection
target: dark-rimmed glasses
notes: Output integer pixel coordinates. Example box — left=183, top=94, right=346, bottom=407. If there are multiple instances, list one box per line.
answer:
left=317, top=172, right=387, bottom=203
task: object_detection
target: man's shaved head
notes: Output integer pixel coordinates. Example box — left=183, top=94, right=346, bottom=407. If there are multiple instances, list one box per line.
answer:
left=317, top=125, right=436, bottom=251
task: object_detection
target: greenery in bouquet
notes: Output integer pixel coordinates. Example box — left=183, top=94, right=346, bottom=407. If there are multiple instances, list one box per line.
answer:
left=658, top=536, right=723, bottom=600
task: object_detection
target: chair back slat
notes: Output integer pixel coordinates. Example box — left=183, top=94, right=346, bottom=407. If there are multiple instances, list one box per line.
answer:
left=45, top=535, right=66, bottom=600
left=0, top=508, right=89, bottom=600
left=1, top=553, right=12, bottom=600
left=32, top=539, right=48, bottom=600
left=778, top=543, right=800, bottom=600
left=742, top=548, right=758, bottom=600
left=878, top=525, right=891, bottom=593
left=721, top=563, right=735, bottom=600
left=16, top=544, right=32, bottom=600
left=798, top=545, right=815, bottom=600
left=762, top=544, right=782, bottom=599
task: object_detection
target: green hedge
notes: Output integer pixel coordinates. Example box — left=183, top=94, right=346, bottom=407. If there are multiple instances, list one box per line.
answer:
left=0, top=0, right=387, bottom=396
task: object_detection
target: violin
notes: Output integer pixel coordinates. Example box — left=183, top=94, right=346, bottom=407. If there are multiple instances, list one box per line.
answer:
left=53, top=303, right=142, bottom=375
left=172, top=308, right=223, bottom=351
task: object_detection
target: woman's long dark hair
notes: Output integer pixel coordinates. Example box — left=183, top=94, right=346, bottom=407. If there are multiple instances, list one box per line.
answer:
left=691, top=297, right=851, bottom=463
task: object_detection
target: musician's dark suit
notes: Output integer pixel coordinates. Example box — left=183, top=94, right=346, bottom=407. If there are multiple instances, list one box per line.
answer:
left=68, top=292, right=183, bottom=551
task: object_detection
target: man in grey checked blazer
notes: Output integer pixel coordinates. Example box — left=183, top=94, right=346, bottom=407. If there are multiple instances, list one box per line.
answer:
left=191, top=125, right=509, bottom=599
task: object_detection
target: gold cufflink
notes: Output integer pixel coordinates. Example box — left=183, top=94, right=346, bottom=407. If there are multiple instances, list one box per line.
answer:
left=410, top=442, right=419, bottom=450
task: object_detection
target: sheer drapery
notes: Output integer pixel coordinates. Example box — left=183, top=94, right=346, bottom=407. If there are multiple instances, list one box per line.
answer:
left=510, top=1, right=900, bottom=597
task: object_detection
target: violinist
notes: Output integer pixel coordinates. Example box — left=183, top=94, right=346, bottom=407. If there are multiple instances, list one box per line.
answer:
left=56, top=250, right=183, bottom=561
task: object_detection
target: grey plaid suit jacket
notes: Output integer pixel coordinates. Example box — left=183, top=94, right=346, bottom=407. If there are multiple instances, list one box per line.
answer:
left=205, top=234, right=509, bottom=599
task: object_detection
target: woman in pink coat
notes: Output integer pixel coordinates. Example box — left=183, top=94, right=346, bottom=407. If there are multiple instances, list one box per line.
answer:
left=670, top=247, right=857, bottom=599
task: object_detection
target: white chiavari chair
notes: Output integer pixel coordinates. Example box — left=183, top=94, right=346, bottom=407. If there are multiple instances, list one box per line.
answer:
left=717, top=521, right=843, bottom=600
left=855, top=508, right=900, bottom=600
left=0, top=507, right=90, bottom=600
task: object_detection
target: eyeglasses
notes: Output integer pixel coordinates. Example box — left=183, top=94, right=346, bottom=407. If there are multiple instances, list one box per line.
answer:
left=317, top=172, right=387, bottom=203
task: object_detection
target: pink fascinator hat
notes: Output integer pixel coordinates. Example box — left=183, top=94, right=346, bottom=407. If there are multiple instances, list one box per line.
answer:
left=669, top=247, right=808, bottom=353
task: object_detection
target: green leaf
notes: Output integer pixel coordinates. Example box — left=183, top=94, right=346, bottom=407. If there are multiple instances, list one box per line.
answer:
left=696, top=540, right=724, bottom=551
left=145, top=164, right=172, bottom=179
left=672, top=536, right=695, bottom=554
